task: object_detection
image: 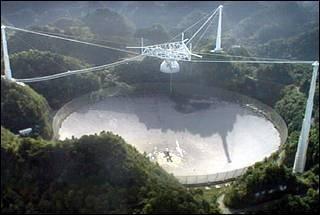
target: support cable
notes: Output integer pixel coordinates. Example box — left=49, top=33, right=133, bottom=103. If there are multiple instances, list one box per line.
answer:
left=169, top=12, right=212, bottom=42
left=25, top=28, right=138, bottom=47
left=190, top=59, right=314, bottom=64
left=187, top=7, right=220, bottom=45
left=5, top=25, right=139, bottom=55
left=12, top=31, right=70, bottom=70
left=193, top=12, right=218, bottom=50
left=194, top=51, right=296, bottom=62
left=14, top=55, right=142, bottom=83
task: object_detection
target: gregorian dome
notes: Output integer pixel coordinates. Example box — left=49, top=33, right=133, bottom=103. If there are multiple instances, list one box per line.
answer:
left=160, top=60, right=180, bottom=73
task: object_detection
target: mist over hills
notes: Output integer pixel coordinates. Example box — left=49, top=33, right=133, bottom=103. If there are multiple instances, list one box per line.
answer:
left=1, top=1, right=318, bottom=60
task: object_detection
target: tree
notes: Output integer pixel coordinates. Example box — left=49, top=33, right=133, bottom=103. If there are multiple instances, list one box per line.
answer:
left=1, top=130, right=218, bottom=213
left=10, top=50, right=101, bottom=108
left=135, top=24, right=170, bottom=43
left=82, top=8, right=135, bottom=40
left=1, top=78, right=52, bottom=139
left=275, top=85, right=306, bottom=132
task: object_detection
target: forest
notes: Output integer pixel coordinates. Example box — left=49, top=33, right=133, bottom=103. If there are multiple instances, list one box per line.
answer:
left=1, top=1, right=319, bottom=214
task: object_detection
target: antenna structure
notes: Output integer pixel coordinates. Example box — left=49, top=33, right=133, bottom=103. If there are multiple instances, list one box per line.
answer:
left=1, top=6, right=319, bottom=175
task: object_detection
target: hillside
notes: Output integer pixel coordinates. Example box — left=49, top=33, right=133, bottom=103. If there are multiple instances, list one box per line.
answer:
left=7, top=25, right=126, bottom=66
left=1, top=78, right=52, bottom=139
left=10, top=50, right=101, bottom=109
left=0, top=1, right=319, bottom=214
left=222, top=78, right=319, bottom=213
left=1, top=128, right=219, bottom=213
left=2, top=2, right=318, bottom=61
left=82, top=7, right=135, bottom=40
left=256, top=26, right=319, bottom=60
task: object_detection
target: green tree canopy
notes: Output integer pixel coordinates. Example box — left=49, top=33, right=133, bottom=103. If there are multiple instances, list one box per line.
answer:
left=1, top=129, right=219, bottom=213
left=10, top=50, right=101, bottom=108
left=1, top=78, right=52, bottom=139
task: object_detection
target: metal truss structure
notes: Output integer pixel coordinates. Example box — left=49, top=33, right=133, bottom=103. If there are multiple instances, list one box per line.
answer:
left=126, top=5, right=223, bottom=63
left=128, top=38, right=202, bottom=62
left=141, top=39, right=199, bottom=61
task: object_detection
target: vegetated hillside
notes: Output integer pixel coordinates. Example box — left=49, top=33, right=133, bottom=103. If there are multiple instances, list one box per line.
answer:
left=7, top=24, right=127, bottom=66
left=135, top=24, right=170, bottom=44
left=174, top=2, right=318, bottom=60
left=223, top=79, right=319, bottom=212
left=222, top=124, right=319, bottom=213
left=0, top=1, right=88, bottom=27
left=0, top=1, right=262, bottom=29
left=256, top=26, right=319, bottom=61
left=3, top=1, right=318, bottom=61
left=10, top=50, right=101, bottom=109
left=222, top=73, right=319, bottom=213
left=113, top=57, right=168, bottom=84
left=111, top=1, right=271, bottom=30
left=225, top=2, right=319, bottom=58
left=1, top=78, right=52, bottom=139
left=82, top=8, right=135, bottom=40
left=275, top=85, right=307, bottom=133
left=1, top=128, right=219, bottom=214
left=1, top=2, right=319, bottom=213
left=113, top=55, right=295, bottom=106
left=113, top=20, right=320, bottom=212
left=109, top=1, right=206, bottom=29
left=223, top=159, right=319, bottom=213
left=230, top=2, right=309, bottom=43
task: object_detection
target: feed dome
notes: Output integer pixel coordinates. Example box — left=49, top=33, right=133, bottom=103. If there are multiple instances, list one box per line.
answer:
left=160, top=60, right=180, bottom=73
